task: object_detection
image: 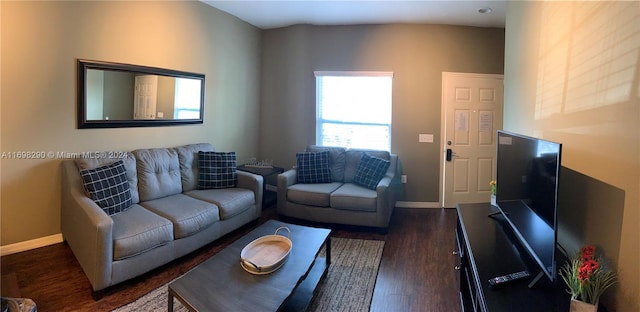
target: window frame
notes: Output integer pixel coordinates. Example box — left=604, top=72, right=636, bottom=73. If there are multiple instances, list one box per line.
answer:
left=314, top=71, right=393, bottom=151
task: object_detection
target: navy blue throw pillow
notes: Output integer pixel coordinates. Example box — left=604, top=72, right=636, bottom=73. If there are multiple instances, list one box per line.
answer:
left=80, top=160, right=132, bottom=215
left=352, top=153, right=390, bottom=190
left=296, top=151, right=332, bottom=183
left=198, top=151, right=237, bottom=189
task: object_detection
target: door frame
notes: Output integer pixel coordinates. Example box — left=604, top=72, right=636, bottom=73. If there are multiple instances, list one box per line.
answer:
left=439, top=72, right=504, bottom=208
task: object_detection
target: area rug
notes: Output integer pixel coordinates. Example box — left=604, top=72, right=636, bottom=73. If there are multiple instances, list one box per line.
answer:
left=112, top=237, right=385, bottom=312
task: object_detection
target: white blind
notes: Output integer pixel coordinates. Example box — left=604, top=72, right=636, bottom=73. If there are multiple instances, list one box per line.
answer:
left=315, top=71, right=393, bottom=151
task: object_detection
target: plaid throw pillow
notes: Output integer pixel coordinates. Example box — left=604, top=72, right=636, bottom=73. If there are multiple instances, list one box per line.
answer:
left=198, top=151, right=237, bottom=189
left=352, top=153, right=390, bottom=190
left=296, top=151, right=332, bottom=183
left=80, top=160, right=132, bottom=215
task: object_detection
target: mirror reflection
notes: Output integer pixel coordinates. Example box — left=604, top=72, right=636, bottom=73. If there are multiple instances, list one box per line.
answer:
left=78, top=60, right=205, bottom=128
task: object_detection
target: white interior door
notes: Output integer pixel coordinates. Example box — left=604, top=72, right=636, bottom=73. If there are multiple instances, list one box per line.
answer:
left=441, top=72, right=504, bottom=208
left=134, top=75, right=158, bottom=120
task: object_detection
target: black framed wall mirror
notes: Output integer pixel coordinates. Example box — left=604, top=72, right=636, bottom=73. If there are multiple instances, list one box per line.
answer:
left=77, top=59, right=205, bottom=128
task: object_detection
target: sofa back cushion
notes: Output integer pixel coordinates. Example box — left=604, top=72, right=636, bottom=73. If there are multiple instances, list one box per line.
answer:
left=344, top=149, right=391, bottom=183
left=76, top=152, right=139, bottom=204
left=133, top=148, right=182, bottom=201
left=174, top=143, right=215, bottom=192
left=306, top=145, right=347, bottom=182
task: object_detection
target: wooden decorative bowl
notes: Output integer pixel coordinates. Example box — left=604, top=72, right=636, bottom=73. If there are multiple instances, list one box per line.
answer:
left=240, top=227, right=292, bottom=274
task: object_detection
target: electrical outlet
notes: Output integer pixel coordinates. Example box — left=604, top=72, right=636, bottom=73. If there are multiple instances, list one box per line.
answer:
left=401, top=175, right=407, bottom=183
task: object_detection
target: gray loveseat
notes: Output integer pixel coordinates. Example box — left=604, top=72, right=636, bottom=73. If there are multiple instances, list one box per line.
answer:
left=61, top=143, right=263, bottom=292
left=277, top=145, right=399, bottom=229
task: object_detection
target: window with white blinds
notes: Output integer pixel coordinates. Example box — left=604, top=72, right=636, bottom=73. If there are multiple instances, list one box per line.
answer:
left=173, top=78, right=201, bottom=119
left=315, top=71, right=393, bottom=151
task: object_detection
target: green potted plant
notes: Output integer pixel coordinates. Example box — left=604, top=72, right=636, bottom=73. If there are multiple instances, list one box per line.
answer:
left=489, top=180, right=497, bottom=206
left=560, top=245, right=617, bottom=312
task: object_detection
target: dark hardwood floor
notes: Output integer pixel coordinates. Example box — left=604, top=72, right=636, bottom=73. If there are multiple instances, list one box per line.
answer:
left=1, top=204, right=460, bottom=312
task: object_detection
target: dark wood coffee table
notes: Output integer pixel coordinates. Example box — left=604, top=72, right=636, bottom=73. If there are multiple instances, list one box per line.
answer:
left=168, top=220, right=331, bottom=312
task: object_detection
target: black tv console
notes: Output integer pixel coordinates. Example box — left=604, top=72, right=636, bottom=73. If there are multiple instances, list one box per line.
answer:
left=455, top=203, right=570, bottom=311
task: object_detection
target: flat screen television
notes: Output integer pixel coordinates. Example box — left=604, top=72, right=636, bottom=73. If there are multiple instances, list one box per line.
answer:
left=495, top=130, right=562, bottom=286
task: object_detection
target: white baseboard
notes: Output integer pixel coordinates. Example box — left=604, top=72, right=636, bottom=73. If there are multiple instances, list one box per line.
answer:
left=1, top=234, right=64, bottom=256
left=395, top=201, right=442, bottom=209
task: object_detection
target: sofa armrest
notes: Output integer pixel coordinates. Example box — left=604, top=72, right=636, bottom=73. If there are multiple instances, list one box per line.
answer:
left=373, top=175, right=395, bottom=229
left=376, top=154, right=397, bottom=192
left=374, top=155, right=399, bottom=227
left=278, top=169, right=297, bottom=187
left=236, top=171, right=264, bottom=212
left=61, top=160, right=114, bottom=291
left=377, top=175, right=392, bottom=189
left=376, top=175, right=393, bottom=205
left=277, top=169, right=297, bottom=211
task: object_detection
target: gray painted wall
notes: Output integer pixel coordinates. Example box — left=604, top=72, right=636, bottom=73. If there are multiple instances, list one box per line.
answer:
left=259, top=24, right=505, bottom=202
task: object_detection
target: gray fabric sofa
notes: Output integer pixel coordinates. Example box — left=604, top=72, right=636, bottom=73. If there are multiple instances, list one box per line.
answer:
left=277, top=145, right=399, bottom=229
left=61, top=143, right=263, bottom=292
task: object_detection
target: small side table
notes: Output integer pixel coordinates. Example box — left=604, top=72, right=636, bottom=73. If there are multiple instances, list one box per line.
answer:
left=237, top=165, right=284, bottom=207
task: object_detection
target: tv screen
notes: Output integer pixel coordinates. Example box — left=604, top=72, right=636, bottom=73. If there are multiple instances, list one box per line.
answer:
left=496, top=130, right=562, bottom=283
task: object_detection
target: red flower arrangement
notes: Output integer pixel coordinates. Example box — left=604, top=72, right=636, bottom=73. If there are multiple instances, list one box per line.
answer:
left=560, top=245, right=617, bottom=305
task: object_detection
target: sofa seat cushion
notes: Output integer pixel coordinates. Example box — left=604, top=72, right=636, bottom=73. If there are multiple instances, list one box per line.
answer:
left=111, top=204, right=174, bottom=261
left=140, top=194, right=220, bottom=239
left=287, top=182, right=343, bottom=207
left=330, top=183, right=378, bottom=212
left=185, top=188, right=255, bottom=220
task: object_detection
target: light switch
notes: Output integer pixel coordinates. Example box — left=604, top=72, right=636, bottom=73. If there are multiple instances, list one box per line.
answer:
left=419, top=134, right=434, bottom=143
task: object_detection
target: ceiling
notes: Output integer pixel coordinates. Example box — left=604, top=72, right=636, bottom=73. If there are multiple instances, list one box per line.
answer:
left=202, top=1, right=506, bottom=30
